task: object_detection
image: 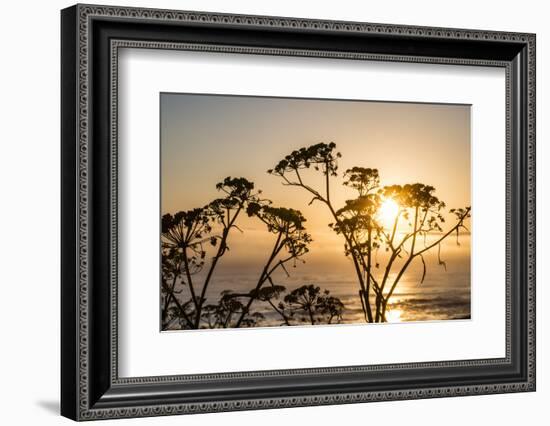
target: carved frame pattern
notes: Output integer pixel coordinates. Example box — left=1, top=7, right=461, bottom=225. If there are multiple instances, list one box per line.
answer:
left=61, top=4, right=536, bottom=421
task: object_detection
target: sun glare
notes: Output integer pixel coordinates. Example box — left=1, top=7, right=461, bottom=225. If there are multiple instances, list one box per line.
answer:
left=386, top=309, right=402, bottom=323
left=378, top=198, right=400, bottom=228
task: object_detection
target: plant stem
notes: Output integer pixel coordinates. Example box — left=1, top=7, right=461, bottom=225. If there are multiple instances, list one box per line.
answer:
left=234, top=232, right=284, bottom=328
left=194, top=206, right=242, bottom=327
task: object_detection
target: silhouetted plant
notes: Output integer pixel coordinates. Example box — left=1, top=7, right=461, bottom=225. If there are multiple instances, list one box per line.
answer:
left=232, top=204, right=312, bottom=327
left=371, top=183, right=470, bottom=321
left=201, top=290, right=265, bottom=328
left=269, top=142, right=471, bottom=323
left=161, top=178, right=314, bottom=329
left=264, top=284, right=344, bottom=325
left=161, top=177, right=261, bottom=329
left=331, top=167, right=383, bottom=322
left=252, top=285, right=291, bottom=325
left=197, top=284, right=345, bottom=328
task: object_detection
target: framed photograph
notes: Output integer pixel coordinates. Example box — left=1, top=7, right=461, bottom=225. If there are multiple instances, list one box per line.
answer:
left=61, top=4, right=536, bottom=421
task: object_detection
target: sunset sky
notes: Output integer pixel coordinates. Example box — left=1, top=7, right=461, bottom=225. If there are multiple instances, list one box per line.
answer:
left=160, top=93, right=471, bottom=317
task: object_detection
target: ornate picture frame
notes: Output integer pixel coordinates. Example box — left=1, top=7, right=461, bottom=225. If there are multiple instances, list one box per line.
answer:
left=61, top=4, right=535, bottom=421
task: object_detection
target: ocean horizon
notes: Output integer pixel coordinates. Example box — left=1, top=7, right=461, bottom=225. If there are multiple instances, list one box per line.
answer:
left=164, top=246, right=471, bottom=328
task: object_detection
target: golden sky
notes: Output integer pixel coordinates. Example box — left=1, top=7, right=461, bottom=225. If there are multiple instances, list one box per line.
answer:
left=161, top=93, right=470, bottom=273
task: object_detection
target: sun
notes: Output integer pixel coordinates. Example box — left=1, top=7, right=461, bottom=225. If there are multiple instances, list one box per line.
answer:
left=378, top=198, right=400, bottom=228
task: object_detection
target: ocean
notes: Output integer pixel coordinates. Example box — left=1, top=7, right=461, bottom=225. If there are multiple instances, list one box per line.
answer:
left=165, top=234, right=471, bottom=327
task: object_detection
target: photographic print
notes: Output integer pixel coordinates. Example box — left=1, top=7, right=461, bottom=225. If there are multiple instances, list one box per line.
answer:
left=160, top=93, right=471, bottom=331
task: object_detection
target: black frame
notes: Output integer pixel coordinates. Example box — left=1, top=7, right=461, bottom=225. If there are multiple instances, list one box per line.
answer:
left=61, top=4, right=536, bottom=421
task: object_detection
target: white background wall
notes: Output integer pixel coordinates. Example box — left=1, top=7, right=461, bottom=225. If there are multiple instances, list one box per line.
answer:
left=0, top=0, right=546, bottom=424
